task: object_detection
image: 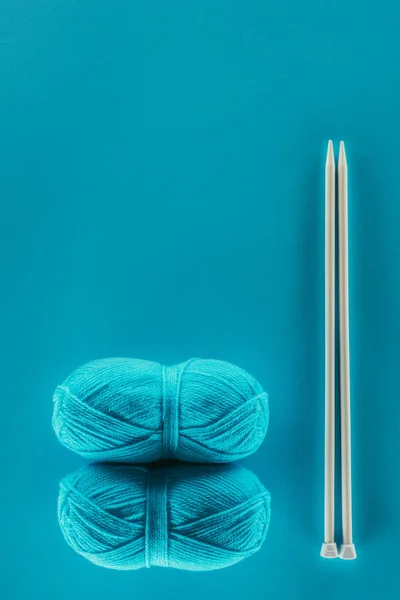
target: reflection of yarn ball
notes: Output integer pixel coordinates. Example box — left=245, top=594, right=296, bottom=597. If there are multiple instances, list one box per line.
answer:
left=52, top=358, right=268, bottom=463
left=58, top=463, right=271, bottom=571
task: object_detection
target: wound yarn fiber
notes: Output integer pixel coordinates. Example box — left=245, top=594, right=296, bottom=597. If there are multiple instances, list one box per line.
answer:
left=52, top=358, right=268, bottom=463
left=58, top=463, right=271, bottom=571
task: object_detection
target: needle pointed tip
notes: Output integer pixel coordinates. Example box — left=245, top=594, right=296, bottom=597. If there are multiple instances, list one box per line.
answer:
left=339, top=141, right=347, bottom=166
left=326, top=140, right=335, bottom=167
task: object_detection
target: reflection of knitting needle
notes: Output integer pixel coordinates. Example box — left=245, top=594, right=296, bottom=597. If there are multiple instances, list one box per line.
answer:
left=321, top=141, right=338, bottom=559
left=338, top=142, right=356, bottom=560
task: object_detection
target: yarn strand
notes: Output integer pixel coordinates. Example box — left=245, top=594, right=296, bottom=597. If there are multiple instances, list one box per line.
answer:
left=58, top=463, right=271, bottom=571
left=53, top=358, right=269, bottom=463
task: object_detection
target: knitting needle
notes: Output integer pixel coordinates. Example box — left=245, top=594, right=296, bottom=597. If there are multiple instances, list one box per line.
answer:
left=338, top=142, right=356, bottom=560
left=321, top=141, right=338, bottom=559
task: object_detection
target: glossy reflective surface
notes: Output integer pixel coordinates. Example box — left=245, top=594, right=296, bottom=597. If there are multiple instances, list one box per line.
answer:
left=1, top=1, right=399, bottom=599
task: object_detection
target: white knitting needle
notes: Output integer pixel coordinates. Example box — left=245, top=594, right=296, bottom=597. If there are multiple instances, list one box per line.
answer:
left=321, top=141, right=338, bottom=559
left=338, top=142, right=356, bottom=560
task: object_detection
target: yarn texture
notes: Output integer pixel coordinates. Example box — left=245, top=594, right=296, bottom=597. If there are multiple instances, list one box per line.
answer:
left=52, top=358, right=268, bottom=463
left=58, top=463, right=271, bottom=571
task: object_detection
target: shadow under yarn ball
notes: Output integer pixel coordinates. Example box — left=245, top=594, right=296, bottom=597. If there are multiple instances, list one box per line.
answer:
left=58, top=463, right=271, bottom=571
left=52, top=358, right=269, bottom=463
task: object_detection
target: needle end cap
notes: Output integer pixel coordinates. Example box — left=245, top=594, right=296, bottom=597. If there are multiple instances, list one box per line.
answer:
left=320, top=542, right=339, bottom=558
left=339, top=543, right=357, bottom=560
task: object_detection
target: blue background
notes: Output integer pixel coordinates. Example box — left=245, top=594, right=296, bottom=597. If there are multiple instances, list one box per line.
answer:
left=1, top=1, right=399, bottom=598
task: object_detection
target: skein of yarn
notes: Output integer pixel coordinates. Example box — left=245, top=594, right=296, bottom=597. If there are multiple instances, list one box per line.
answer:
left=52, top=358, right=268, bottom=463
left=58, top=463, right=270, bottom=571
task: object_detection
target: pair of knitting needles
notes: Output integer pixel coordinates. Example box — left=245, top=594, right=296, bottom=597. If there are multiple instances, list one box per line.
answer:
left=321, top=141, right=356, bottom=560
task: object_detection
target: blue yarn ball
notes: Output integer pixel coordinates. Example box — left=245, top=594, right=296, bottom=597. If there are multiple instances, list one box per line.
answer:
left=52, top=358, right=268, bottom=462
left=58, top=463, right=271, bottom=571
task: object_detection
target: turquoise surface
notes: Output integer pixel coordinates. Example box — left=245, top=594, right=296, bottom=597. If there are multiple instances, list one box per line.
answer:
left=1, top=1, right=399, bottom=598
